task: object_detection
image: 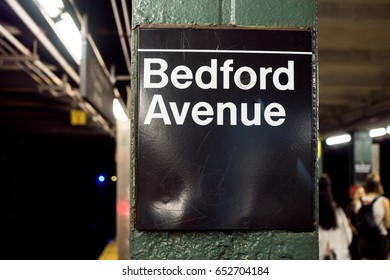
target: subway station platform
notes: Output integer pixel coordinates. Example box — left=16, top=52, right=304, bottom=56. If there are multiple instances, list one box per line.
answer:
left=1, top=0, right=390, bottom=262
left=98, top=240, right=118, bottom=260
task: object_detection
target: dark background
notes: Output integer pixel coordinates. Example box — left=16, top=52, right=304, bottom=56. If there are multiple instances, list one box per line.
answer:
left=0, top=135, right=116, bottom=260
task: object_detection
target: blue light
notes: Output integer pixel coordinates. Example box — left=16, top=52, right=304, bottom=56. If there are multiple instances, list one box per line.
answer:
left=98, top=175, right=105, bottom=183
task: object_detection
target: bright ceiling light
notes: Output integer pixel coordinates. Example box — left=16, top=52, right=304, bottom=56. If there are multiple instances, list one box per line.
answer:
left=37, top=0, right=64, bottom=18
left=369, top=127, right=386, bottom=138
left=325, top=134, right=351, bottom=146
left=113, top=98, right=128, bottom=121
left=54, top=13, right=82, bottom=64
left=387, top=126, right=390, bottom=134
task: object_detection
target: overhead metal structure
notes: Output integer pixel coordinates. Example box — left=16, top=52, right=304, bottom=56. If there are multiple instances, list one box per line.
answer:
left=0, top=0, right=131, bottom=137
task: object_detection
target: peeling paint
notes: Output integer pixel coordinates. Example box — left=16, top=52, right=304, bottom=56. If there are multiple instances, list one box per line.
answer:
left=132, top=0, right=316, bottom=28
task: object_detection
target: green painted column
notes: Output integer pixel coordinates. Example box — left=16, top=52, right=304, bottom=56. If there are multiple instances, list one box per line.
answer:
left=350, top=131, right=372, bottom=186
left=130, top=0, right=318, bottom=260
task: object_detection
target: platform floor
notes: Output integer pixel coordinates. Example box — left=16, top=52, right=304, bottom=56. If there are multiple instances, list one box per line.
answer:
left=98, top=240, right=117, bottom=260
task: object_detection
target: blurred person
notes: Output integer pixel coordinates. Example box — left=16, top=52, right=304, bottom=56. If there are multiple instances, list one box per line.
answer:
left=354, top=173, right=390, bottom=260
left=319, top=173, right=352, bottom=260
left=345, top=184, right=365, bottom=259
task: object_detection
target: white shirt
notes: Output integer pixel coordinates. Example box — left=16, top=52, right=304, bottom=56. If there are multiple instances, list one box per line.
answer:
left=319, top=207, right=352, bottom=260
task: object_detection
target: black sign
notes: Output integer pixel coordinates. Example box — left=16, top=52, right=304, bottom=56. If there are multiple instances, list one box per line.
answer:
left=136, top=28, right=315, bottom=231
left=80, top=36, right=115, bottom=124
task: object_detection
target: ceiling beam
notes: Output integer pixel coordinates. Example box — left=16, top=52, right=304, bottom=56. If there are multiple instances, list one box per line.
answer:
left=319, top=1, right=390, bottom=20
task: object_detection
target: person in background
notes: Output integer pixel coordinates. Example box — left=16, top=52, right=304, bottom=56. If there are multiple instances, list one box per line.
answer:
left=354, top=173, right=390, bottom=260
left=319, top=173, right=352, bottom=260
left=345, top=184, right=365, bottom=259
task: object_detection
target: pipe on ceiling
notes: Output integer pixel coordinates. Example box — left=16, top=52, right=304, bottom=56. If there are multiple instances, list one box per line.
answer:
left=5, top=0, right=81, bottom=85
left=0, top=24, right=63, bottom=87
left=0, top=24, right=114, bottom=137
left=111, top=0, right=131, bottom=75
left=120, top=0, right=131, bottom=56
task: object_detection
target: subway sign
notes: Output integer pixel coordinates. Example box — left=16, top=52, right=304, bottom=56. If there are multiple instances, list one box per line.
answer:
left=136, top=27, right=315, bottom=231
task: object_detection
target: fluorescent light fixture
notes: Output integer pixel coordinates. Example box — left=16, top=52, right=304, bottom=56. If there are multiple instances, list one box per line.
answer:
left=54, top=12, right=82, bottom=64
left=113, top=98, right=128, bottom=121
left=369, top=127, right=386, bottom=138
left=387, top=126, right=390, bottom=134
left=325, top=134, right=351, bottom=146
left=37, top=0, right=64, bottom=18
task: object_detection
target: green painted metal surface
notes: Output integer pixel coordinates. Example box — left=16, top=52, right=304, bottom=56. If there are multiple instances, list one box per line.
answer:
left=130, top=231, right=317, bottom=260
left=130, top=0, right=319, bottom=260
left=351, top=131, right=372, bottom=185
left=132, top=0, right=316, bottom=28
